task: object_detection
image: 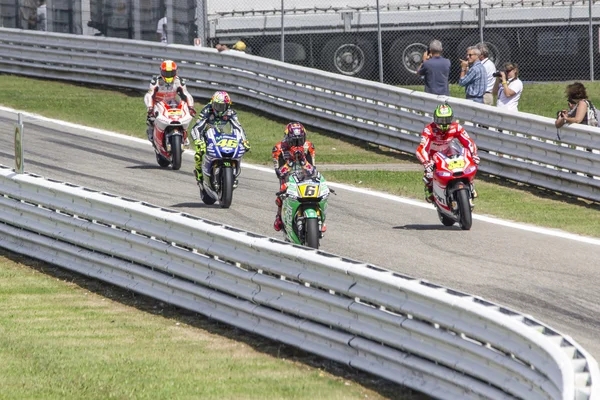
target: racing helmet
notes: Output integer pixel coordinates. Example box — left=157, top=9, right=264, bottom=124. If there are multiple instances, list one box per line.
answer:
left=211, top=91, right=231, bottom=116
left=433, top=103, right=453, bottom=133
left=284, top=122, right=306, bottom=147
left=160, top=60, right=177, bottom=84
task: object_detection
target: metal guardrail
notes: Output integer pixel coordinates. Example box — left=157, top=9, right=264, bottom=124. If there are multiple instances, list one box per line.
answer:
left=0, top=165, right=597, bottom=400
left=0, top=28, right=599, bottom=202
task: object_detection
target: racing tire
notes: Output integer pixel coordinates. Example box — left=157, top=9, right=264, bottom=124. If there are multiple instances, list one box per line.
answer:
left=437, top=210, right=455, bottom=227
left=156, top=153, right=170, bottom=168
left=170, top=135, right=182, bottom=170
left=457, top=32, right=511, bottom=70
left=219, top=166, right=234, bottom=208
left=320, top=36, right=376, bottom=79
left=305, top=218, right=320, bottom=249
left=457, top=189, right=473, bottom=230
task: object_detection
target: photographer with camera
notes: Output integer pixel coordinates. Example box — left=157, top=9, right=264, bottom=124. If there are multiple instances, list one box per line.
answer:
left=417, top=39, right=450, bottom=96
left=555, top=82, right=598, bottom=128
left=492, top=62, right=523, bottom=111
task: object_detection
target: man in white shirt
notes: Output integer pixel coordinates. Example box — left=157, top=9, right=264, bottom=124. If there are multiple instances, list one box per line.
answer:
left=477, top=43, right=496, bottom=106
left=493, top=63, right=523, bottom=111
left=37, top=0, right=47, bottom=31
left=157, top=16, right=167, bottom=43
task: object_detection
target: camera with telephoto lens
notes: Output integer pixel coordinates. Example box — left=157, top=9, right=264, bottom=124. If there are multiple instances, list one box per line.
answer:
left=492, top=71, right=503, bottom=78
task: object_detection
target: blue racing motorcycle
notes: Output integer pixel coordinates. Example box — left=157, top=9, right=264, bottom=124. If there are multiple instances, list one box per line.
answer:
left=198, top=126, right=247, bottom=208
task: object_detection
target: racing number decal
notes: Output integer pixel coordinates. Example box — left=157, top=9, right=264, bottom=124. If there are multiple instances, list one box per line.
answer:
left=216, top=139, right=238, bottom=148
left=300, top=184, right=318, bottom=197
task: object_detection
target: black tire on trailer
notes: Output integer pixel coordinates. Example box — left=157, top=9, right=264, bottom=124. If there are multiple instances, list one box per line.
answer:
left=320, top=36, right=376, bottom=79
left=457, top=32, right=511, bottom=70
left=387, top=34, right=430, bottom=85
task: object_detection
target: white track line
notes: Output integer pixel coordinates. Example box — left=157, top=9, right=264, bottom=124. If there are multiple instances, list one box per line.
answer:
left=3, top=106, right=599, bottom=246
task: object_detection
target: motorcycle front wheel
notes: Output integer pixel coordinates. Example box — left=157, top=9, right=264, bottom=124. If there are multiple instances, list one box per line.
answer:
left=219, top=166, right=234, bottom=208
left=170, top=135, right=182, bottom=170
left=305, top=218, right=320, bottom=249
left=456, top=189, right=473, bottom=230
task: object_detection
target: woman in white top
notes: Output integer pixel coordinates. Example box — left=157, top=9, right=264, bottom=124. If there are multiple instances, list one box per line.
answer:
left=492, top=63, right=523, bottom=111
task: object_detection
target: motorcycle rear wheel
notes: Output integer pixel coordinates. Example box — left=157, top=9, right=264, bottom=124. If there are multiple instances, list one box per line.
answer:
left=156, top=153, right=170, bottom=168
left=457, top=189, right=473, bottom=230
left=170, top=135, right=182, bottom=170
left=219, top=167, right=234, bottom=208
left=305, top=218, right=320, bottom=249
left=437, top=210, right=455, bottom=227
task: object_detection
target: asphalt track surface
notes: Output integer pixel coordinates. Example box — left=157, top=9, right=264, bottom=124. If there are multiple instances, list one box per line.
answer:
left=1, top=110, right=598, bottom=362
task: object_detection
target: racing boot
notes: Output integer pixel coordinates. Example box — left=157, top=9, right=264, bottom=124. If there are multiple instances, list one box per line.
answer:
left=274, top=198, right=284, bottom=231
left=146, top=125, right=154, bottom=143
left=274, top=214, right=284, bottom=231
left=424, top=185, right=434, bottom=203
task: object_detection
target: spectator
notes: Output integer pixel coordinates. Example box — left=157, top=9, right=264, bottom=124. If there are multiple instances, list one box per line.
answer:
left=216, top=41, right=247, bottom=53
left=458, top=46, right=486, bottom=103
left=555, top=82, right=598, bottom=128
left=492, top=62, right=523, bottom=111
left=157, top=15, right=167, bottom=43
left=416, top=39, right=450, bottom=96
left=231, top=41, right=247, bottom=52
left=476, top=43, right=496, bottom=105
left=19, top=0, right=38, bottom=30
left=37, top=0, right=47, bottom=32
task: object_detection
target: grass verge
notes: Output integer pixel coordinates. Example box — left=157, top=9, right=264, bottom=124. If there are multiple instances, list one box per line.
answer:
left=0, top=74, right=598, bottom=238
left=0, top=249, right=423, bottom=399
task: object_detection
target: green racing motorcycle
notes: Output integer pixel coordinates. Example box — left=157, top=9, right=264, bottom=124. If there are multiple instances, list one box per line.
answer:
left=279, top=169, right=331, bottom=249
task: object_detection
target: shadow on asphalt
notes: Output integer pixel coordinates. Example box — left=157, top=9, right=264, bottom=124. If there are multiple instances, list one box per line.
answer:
left=393, top=224, right=462, bottom=231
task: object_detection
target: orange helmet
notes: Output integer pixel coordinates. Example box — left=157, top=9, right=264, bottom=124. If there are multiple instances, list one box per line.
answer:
left=160, top=60, right=177, bottom=83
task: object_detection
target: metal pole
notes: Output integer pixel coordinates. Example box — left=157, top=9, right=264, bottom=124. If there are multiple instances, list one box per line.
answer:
left=14, top=113, right=24, bottom=174
left=132, top=0, right=141, bottom=40
left=589, top=0, right=594, bottom=81
left=478, top=0, right=484, bottom=44
left=166, top=0, right=174, bottom=44
left=376, top=0, right=383, bottom=83
left=281, top=0, right=285, bottom=62
left=196, top=0, right=208, bottom=47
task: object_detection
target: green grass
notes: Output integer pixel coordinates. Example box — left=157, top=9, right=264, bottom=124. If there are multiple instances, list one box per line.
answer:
left=406, top=81, right=600, bottom=118
left=1, top=74, right=599, bottom=239
left=0, top=250, right=419, bottom=399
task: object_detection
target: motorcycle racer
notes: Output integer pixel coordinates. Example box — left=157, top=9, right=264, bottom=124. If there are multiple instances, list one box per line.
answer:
left=190, top=91, right=250, bottom=185
left=272, top=122, right=317, bottom=232
left=416, top=103, right=480, bottom=203
left=144, top=60, right=195, bottom=142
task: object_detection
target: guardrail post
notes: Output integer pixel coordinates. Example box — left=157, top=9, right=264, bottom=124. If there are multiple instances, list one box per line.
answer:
left=14, top=113, right=24, bottom=174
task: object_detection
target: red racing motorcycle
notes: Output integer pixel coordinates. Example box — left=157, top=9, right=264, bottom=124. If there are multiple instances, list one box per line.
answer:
left=431, top=139, right=478, bottom=230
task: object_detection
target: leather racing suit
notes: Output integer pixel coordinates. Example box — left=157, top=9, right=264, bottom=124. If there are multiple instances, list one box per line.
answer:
left=416, top=122, right=479, bottom=200
left=144, top=75, right=194, bottom=141
left=190, top=103, right=248, bottom=182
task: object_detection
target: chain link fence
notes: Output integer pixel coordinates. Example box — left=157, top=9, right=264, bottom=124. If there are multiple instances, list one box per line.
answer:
left=1, top=0, right=599, bottom=85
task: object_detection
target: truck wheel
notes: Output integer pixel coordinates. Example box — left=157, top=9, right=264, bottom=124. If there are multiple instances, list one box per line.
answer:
left=387, top=35, right=429, bottom=85
left=320, top=36, right=376, bottom=79
left=457, top=33, right=511, bottom=69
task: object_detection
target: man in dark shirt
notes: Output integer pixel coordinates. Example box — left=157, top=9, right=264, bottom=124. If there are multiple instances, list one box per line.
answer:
left=416, top=39, right=451, bottom=96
